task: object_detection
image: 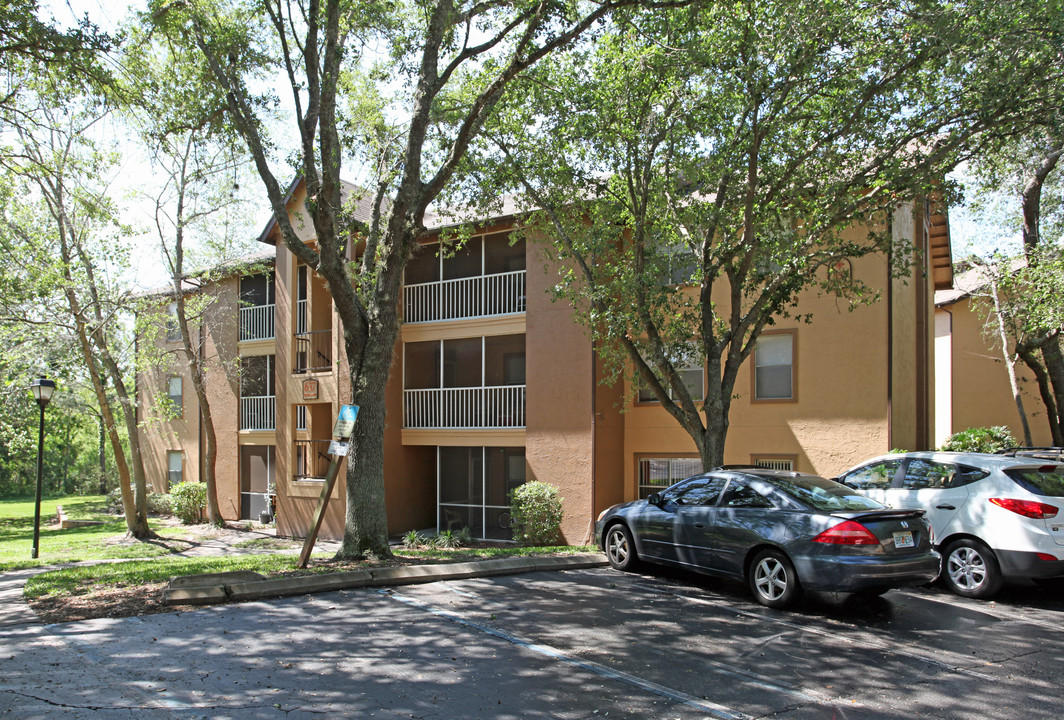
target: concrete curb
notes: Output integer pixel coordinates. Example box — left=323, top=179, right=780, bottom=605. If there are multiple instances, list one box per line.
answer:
left=163, top=553, right=608, bottom=606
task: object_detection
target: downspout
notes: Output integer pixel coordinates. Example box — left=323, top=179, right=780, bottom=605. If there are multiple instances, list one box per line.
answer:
left=199, top=320, right=205, bottom=484
left=585, top=338, right=598, bottom=546
left=886, top=218, right=894, bottom=451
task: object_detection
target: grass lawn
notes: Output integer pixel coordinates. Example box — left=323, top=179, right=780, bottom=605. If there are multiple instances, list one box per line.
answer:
left=22, top=543, right=597, bottom=601
left=0, top=495, right=174, bottom=571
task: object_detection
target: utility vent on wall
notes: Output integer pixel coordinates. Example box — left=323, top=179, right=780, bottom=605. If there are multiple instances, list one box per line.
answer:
left=754, top=458, right=794, bottom=471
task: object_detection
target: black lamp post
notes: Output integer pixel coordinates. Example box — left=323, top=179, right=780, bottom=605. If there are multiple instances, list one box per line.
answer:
left=29, top=376, right=55, bottom=560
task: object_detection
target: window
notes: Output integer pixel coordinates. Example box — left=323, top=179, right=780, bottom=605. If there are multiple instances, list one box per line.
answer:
left=720, top=481, right=775, bottom=508
left=753, top=332, right=795, bottom=401
left=167, top=451, right=183, bottom=489
left=296, top=405, right=307, bottom=432
left=841, top=460, right=900, bottom=490
left=667, top=476, right=728, bottom=506
left=168, top=377, right=183, bottom=417
left=753, top=456, right=794, bottom=471
left=637, top=348, right=705, bottom=404
left=165, top=302, right=181, bottom=342
left=637, top=457, right=702, bottom=499
left=902, top=460, right=989, bottom=490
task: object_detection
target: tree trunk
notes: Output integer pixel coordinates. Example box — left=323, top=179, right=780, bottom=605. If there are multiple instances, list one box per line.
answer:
left=992, top=279, right=1033, bottom=445
left=1041, top=338, right=1064, bottom=445
left=98, top=414, right=107, bottom=495
left=1018, top=346, right=1063, bottom=446
left=339, top=338, right=394, bottom=558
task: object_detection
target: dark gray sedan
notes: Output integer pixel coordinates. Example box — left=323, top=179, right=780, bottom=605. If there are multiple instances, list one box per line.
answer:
left=595, top=468, right=940, bottom=608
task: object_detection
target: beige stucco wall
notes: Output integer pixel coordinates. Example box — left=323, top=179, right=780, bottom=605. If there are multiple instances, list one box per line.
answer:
left=938, top=298, right=1053, bottom=446
left=137, top=275, right=242, bottom=519
left=618, top=209, right=942, bottom=492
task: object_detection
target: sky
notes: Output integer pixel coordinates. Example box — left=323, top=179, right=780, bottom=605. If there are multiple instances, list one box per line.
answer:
left=37, top=0, right=1026, bottom=285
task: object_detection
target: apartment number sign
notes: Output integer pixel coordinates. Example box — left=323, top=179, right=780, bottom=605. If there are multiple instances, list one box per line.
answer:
left=302, top=379, right=318, bottom=400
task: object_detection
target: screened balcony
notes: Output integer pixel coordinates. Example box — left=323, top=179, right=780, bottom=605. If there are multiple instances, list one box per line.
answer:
left=239, top=274, right=275, bottom=341
left=240, top=355, right=275, bottom=431
left=403, top=231, right=526, bottom=324
left=403, top=334, right=526, bottom=430
left=240, top=395, right=276, bottom=431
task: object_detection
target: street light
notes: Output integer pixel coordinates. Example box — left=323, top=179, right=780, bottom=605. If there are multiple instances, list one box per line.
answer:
left=29, top=376, right=55, bottom=560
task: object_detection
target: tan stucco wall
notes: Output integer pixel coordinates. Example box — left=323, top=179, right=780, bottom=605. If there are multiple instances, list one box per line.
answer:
left=525, top=243, right=595, bottom=545
left=137, top=276, right=243, bottom=519
left=940, top=299, right=1053, bottom=446
left=618, top=210, right=942, bottom=491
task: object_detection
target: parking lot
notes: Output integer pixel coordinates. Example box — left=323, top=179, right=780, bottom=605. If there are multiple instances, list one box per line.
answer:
left=3, top=566, right=1063, bottom=719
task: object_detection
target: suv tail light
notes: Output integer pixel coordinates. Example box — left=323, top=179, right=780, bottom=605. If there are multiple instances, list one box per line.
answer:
left=989, top=498, right=1059, bottom=519
left=812, top=520, right=880, bottom=545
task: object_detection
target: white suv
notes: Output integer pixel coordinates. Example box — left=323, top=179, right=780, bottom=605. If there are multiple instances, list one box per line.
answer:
left=837, top=451, right=1064, bottom=598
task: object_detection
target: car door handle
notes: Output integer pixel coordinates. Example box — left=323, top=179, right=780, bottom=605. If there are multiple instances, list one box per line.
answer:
left=694, top=523, right=705, bottom=528
left=936, top=504, right=955, bottom=510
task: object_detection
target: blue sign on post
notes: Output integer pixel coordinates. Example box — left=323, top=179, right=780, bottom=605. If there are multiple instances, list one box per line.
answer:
left=332, top=405, right=359, bottom=439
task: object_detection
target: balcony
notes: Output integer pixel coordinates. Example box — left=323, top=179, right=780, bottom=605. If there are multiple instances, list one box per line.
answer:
left=294, top=330, right=332, bottom=373
left=294, top=439, right=332, bottom=481
left=403, top=386, right=526, bottom=429
left=240, top=395, right=276, bottom=431
left=239, top=303, right=275, bottom=341
left=403, top=270, right=525, bottom=324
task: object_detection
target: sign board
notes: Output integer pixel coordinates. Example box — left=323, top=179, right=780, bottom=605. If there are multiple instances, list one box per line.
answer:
left=332, top=404, right=359, bottom=438
left=327, top=440, right=350, bottom=457
left=302, top=379, right=319, bottom=401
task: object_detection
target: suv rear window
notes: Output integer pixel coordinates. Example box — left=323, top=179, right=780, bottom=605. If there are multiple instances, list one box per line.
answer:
left=1004, top=467, right=1064, bottom=497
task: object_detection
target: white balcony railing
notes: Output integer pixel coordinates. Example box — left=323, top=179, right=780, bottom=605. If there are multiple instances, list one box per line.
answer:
left=403, top=385, right=526, bottom=429
left=241, top=395, right=276, bottom=431
left=239, top=304, right=275, bottom=341
left=403, top=270, right=525, bottom=324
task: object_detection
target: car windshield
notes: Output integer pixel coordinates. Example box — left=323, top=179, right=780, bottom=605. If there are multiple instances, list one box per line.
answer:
left=764, top=475, right=886, bottom=512
left=1005, top=466, right=1064, bottom=497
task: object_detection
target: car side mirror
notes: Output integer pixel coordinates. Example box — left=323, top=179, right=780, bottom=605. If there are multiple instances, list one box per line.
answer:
left=647, top=493, right=662, bottom=506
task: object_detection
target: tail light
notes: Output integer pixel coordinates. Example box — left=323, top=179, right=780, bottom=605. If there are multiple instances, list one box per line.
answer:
left=812, top=520, right=880, bottom=545
left=989, top=498, right=1059, bottom=519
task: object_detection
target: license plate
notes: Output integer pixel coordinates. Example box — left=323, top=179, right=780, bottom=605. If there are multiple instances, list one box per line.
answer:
left=893, top=531, right=914, bottom=549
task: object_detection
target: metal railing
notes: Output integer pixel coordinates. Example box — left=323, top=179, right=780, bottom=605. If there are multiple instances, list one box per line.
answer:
left=294, top=439, right=332, bottom=481
left=403, top=270, right=526, bottom=324
left=239, top=304, right=275, bottom=341
left=403, top=385, right=526, bottom=429
left=294, top=330, right=332, bottom=373
left=240, top=395, right=276, bottom=431
left=296, top=299, right=308, bottom=335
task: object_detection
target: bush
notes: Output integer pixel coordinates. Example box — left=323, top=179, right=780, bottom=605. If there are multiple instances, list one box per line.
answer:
left=105, top=488, right=174, bottom=516
left=169, top=481, right=207, bottom=524
left=146, top=491, right=172, bottom=516
left=939, top=426, right=1017, bottom=454
left=509, top=481, right=563, bottom=546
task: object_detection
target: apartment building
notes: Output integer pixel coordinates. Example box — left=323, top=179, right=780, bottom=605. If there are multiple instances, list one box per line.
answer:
left=139, top=180, right=955, bottom=544
left=934, top=263, right=1055, bottom=447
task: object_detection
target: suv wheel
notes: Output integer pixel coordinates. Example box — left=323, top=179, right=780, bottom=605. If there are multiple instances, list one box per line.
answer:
left=943, top=538, right=1003, bottom=598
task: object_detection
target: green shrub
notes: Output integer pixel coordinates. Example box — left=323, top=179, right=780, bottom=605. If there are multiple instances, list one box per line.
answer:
left=105, top=488, right=173, bottom=516
left=169, top=482, right=207, bottom=524
left=431, top=530, right=461, bottom=549
left=510, top=481, right=563, bottom=546
left=939, top=426, right=1017, bottom=454
left=146, top=492, right=172, bottom=516
left=403, top=530, right=426, bottom=548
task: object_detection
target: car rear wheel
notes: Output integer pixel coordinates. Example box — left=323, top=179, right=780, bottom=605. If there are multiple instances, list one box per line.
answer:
left=749, top=549, right=802, bottom=609
left=943, top=539, right=1003, bottom=598
left=604, top=524, right=639, bottom=571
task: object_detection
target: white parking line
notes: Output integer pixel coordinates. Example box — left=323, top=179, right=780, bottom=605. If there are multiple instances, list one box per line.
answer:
left=382, top=588, right=754, bottom=720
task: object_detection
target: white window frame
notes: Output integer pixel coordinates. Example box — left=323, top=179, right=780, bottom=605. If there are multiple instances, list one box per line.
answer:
left=168, top=376, right=183, bottom=417
left=637, top=456, right=703, bottom=499
left=753, top=331, right=796, bottom=402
